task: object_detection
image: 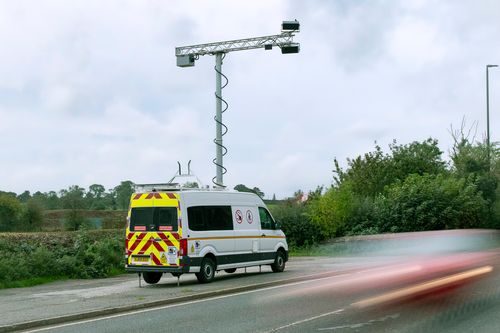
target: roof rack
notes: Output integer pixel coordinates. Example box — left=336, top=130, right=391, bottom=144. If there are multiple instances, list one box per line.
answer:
left=134, top=161, right=228, bottom=193
left=133, top=183, right=228, bottom=193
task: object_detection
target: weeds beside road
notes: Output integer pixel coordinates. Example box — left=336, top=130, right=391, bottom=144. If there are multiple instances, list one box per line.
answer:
left=0, top=230, right=124, bottom=289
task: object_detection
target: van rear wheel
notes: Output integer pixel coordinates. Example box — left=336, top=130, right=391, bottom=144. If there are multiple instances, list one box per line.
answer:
left=196, top=257, right=216, bottom=283
left=143, top=272, right=162, bottom=284
left=271, top=250, right=286, bottom=273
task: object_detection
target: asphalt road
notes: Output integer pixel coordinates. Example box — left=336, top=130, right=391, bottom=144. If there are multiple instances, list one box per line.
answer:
left=23, top=254, right=500, bottom=333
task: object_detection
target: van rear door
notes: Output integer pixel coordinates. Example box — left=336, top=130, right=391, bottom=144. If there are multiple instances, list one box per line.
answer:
left=126, top=192, right=182, bottom=268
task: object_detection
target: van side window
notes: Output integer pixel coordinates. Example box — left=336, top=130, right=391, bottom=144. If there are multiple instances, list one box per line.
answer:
left=187, top=206, right=233, bottom=231
left=259, top=207, right=275, bottom=230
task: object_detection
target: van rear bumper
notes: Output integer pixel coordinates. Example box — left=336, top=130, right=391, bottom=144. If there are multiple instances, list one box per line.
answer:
left=126, top=265, right=191, bottom=273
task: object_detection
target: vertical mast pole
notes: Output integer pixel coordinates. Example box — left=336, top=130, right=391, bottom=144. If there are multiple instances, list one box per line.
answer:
left=215, top=53, right=223, bottom=186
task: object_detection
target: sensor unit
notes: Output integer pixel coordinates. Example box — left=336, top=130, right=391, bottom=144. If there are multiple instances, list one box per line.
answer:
left=282, top=20, right=300, bottom=32
left=281, top=43, right=300, bottom=54
left=176, top=54, right=195, bottom=67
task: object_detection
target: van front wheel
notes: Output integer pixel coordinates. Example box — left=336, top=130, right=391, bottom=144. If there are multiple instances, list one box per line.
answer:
left=271, top=251, right=286, bottom=273
left=196, top=257, right=216, bottom=283
left=143, top=272, right=162, bottom=284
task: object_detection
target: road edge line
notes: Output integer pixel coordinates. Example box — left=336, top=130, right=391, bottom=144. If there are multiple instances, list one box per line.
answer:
left=1, top=269, right=354, bottom=333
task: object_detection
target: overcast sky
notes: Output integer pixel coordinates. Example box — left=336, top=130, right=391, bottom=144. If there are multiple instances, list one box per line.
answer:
left=1, top=0, right=499, bottom=198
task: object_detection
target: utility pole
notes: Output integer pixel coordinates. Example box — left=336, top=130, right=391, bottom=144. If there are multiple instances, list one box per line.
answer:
left=176, top=21, right=300, bottom=187
left=486, top=64, right=498, bottom=169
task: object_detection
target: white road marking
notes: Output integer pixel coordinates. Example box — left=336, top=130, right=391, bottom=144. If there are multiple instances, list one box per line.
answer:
left=23, top=273, right=352, bottom=333
left=265, top=309, right=345, bottom=332
left=317, top=313, right=400, bottom=331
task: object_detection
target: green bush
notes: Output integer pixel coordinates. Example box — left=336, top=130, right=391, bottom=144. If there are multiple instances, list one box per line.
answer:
left=308, top=183, right=356, bottom=238
left=19, top=200, right=44, bottom=231
left=374, top=174, right=488, bottom=232
left=270, top=202, right=320, bottom=247
left=0, top=230, right=125, bottom=288
left=0, top=194, right=22, bottom=232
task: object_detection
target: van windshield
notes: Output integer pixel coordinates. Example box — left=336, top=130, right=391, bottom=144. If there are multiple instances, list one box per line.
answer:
left=130, top=207, right=178, bottom=232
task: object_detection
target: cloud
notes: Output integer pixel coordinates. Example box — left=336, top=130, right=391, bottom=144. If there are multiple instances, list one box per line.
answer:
left=0, top=0, right=499, bottom=198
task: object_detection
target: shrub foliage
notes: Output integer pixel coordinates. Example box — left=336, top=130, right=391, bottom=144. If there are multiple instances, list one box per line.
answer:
left=0, top=230, right=124, bottom=288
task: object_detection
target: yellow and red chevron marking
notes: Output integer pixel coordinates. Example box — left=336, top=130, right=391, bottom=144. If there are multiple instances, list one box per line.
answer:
left=130, top=192, right=179, bottom=208
left=126, top=192, right=183, bottom=266
left=126, top=231, right=181, bottom=266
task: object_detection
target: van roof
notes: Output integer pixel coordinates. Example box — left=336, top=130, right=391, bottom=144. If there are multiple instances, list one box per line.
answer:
left=134, top=183, right=226, bottom=192
left=132, top=189, right=265, bottom=206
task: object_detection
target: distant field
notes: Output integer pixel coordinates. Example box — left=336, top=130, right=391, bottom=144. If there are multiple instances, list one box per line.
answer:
left=43, top=210, right=127, bottom=231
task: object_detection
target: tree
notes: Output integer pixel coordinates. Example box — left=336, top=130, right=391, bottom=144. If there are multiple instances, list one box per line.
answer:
left=308, top=184, right=355, bottom=238
left=103, top=189, right=117, bottom=210
left=0, top=194, right=22, bottom=231
left=450, top=122, right=499, bottom=227
left=61, top=186, right=86, bottom=210
left=45, top=191, right=61, bottom=210
left=0, top=191, right=17, bottom=198
left=31, top=191, right=61, bottom=210
left=375, top=174, right=488, bottom=232
left=87, top=184, right=106, bottom=210
left=333, top=144, right=392, bottom=197
left=61, top=185, right=87, bottom=230
left=334, top=139, right=446, bottom=197
left=252, top=187, right=265, bottom=198
left=17, top=191, right=32, bottom=203
left=114, top=181, right=134, bottom=210
left=20, top=199, right=44, bottom=231
left=390, top=138, right=446, bottom=179
left=234, top=184, right=264, bottom=198
left=270, top=201, right=320, bottom=247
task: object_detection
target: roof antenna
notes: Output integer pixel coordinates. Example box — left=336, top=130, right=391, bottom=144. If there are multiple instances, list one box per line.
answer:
left=177, top=161, right=182, bottom=176
left=188, top=160, right=191, bottom=175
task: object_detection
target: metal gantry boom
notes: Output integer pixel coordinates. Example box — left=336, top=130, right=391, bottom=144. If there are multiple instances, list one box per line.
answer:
left=176, top=21, right=300, bottom=188
left=175, top=32, right=296, bottom=56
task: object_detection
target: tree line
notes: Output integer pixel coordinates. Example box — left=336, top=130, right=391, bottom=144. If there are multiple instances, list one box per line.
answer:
left=0, top=180, right=264, bottom=232
left=0, top=181, right=135, bottom=231
left=2, top=129, right=498, bottom=240
left=271, top=132, right=500, bottom=247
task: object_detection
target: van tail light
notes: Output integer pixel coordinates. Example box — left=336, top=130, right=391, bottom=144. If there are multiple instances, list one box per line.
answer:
left=179, top=239, right=187, bottom=257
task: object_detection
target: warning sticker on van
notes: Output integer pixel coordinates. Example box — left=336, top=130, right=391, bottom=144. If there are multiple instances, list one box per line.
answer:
left=167, top=246, right=177, bottom=265
left=160, top=252, right=167, bottom=264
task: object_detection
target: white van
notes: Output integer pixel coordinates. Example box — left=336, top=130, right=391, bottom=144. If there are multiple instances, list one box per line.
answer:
left=125, top=188, right=288, bottom=284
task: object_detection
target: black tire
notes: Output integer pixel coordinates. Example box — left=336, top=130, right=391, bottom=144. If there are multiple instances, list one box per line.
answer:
left=143, top=272, right=162, bottom=284
left=224, top=268, right=237, bottom=274
left=196, top=257, right=216, bottom=283
left=271, top=251, right=286, bottom=273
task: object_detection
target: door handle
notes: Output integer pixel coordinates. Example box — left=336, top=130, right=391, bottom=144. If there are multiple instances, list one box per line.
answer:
left=261, top=234, right=266, bottom=237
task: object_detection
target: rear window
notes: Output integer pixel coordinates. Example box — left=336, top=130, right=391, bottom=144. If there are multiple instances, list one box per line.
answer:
left=130, top=207, right=178, bottom=232
left=187, top=206, right=233, bottom=231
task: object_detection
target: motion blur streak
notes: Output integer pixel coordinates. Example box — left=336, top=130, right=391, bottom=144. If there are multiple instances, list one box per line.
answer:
left=352, top=265, right=494, bottom=308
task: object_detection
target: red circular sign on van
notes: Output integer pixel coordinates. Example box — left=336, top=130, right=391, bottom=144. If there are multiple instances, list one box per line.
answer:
left=246, top=210, right=253, bottom=224
left=235, top=210, right=243, bottom=224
